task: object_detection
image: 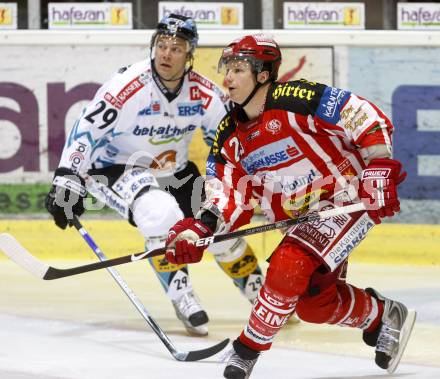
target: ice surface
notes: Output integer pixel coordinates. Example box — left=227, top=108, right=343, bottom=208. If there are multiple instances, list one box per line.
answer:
left=0, top=261, right=439, bottom=379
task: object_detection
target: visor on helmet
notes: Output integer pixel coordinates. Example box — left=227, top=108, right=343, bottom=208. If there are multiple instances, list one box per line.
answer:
left=217, top=50, right=264, bottom=76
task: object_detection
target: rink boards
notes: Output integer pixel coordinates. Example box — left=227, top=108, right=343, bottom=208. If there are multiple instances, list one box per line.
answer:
left=0, top=219, right=439, bottom=265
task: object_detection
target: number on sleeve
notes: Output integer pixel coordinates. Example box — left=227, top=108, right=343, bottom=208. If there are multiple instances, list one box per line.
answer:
left=84, top=100, right=118, bottom=129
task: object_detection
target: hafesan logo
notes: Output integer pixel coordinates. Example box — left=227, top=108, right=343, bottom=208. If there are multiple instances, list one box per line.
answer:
left=0, top=7, right=12, bottom=25
left=343, top=7, right=360, bottom=26
left=111, top=6, right=128, bottom=25
left=221, top=7, right=238, bottom=25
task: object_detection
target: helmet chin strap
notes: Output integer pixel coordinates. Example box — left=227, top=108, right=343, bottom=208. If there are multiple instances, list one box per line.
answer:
left=236, top=76, right=269, bottom=108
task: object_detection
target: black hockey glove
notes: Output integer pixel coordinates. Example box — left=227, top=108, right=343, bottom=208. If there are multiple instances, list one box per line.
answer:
left=45, top=168, right=87, bottom=229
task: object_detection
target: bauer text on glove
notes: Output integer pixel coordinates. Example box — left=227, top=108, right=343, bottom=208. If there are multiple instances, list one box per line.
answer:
left=360, top=158, right=406, bottom=224
left=165, top=218, right=213, bottom=264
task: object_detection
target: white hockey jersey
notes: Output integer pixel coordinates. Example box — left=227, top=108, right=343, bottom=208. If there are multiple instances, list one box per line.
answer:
left=58, top=59, right=229, bottom=177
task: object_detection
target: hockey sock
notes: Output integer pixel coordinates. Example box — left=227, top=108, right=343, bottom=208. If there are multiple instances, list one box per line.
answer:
left=239, top=285, right=297, bottom=352
left=148, top=255, right=192, bottom=300
left=364, top=299, right=384, bottom=333
left=213, top=239, right=264, bottom=302
left=329, top=284, right=382, bottom=330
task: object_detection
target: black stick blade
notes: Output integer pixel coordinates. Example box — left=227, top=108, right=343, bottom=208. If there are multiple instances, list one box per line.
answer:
left=182, top=338, right=230, bottom=362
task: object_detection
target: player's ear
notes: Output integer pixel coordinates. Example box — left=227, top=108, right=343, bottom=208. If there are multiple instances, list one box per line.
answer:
left=257, top=71, right=270, bottom=84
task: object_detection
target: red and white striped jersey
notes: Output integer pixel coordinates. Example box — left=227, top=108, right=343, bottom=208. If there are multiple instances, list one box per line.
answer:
left=205, top=79, right=394, bottom=232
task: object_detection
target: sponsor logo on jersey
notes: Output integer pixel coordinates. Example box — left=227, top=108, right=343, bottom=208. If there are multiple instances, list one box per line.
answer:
left=104, top=92, right=123, bottom=109
left=265, top=119, right=282, bottom=135
left=188, top=71, right=214, bottom=90
left=328, top=215, right=374, bottom=265
left=316, top=86, right=351, bottom=124
left=150, top=150, right=177, bottom=171
left=212, top=116, right=231, bottom=155
left=272, top=82, right=316, bottom=101
left=245, top=130, right=260, bottom=142
left=138, top=100, right=161, bottom=116
left=291, top=221, right=334, bottom=251
left=177, top=102, right=204, bottom=116
left=337, top=158, right=351, bottom=173
left=240, top=137, right=303, bottom=174
left=206, top=155, right=217, bottom=176
left=350, top=111, right=369, bottom=131
left=115, top=77, right=144, bottom=106
left=190, top=86, right=212, bottom=109
left=283, top=189, right=328, bottom=218
left=339, top=100, right=370, bottom=132
left=281, top=169, right=317, bottom=195
left=337, top=159, right=356, bottom=177
left=132, top=124, right=196, bottom=144
left=112, top=167, right=158, bottom=203
left=69, top=141, right=87, bottom=173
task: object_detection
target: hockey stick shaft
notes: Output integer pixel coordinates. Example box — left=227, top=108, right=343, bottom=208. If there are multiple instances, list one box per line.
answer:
left=71, top=216, right=229, bottom=361
left=48, top=202, right=366, bottom=278
left=0, top=202, right=365, bottom=280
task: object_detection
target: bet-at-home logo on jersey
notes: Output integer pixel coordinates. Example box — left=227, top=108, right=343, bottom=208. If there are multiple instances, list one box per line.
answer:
left=133, top=124, right=196, bottom=145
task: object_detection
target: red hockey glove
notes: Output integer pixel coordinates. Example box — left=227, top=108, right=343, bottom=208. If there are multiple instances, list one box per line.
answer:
left=360, top=158, right=407, bottom=224
left=165, top=218, right=213, bottom=265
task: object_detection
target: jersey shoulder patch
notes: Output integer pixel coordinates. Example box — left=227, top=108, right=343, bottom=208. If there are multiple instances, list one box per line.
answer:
left=315, top=86, right=352, bottom=125
left=211, top=113, right=236, bottom=157
left=266, top=79, right=327, bottom=116
left=103, top=61, right=151, bottom=109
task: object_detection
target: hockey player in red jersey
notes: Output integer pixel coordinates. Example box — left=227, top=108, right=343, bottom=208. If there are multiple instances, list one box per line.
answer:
left=165, top=34, right=416, bottom=378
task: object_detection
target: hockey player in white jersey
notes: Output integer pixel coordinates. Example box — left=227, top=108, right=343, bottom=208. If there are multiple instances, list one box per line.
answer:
left=44, top=14, right=264, bottom=336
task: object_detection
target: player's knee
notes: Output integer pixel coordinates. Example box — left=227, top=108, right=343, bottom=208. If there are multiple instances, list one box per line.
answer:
left=265, top=243, right=320, bottom=298
left=132, top=189, right=184, bottom=239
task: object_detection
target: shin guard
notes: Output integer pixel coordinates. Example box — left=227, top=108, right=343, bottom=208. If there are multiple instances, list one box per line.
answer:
left=239, top=243, right=320, bottom=351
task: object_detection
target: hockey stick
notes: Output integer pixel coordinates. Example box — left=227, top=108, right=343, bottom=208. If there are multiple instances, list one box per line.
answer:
left=0, top=202, right=365, bottom=281
left=70, top=216, right=228, bottom=361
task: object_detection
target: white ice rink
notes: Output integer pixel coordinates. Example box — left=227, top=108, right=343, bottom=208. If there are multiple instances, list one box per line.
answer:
left=0, top=260, right=439, bottom=379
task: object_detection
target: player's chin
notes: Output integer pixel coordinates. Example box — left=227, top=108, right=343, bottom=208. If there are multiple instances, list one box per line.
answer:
left=161, top=73, right=179, bottom=82
left=228, top=90, right=241, bottom=104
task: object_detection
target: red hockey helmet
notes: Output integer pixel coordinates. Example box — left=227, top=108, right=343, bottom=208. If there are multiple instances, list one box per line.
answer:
left=218, top=34, right=282, bottom=81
